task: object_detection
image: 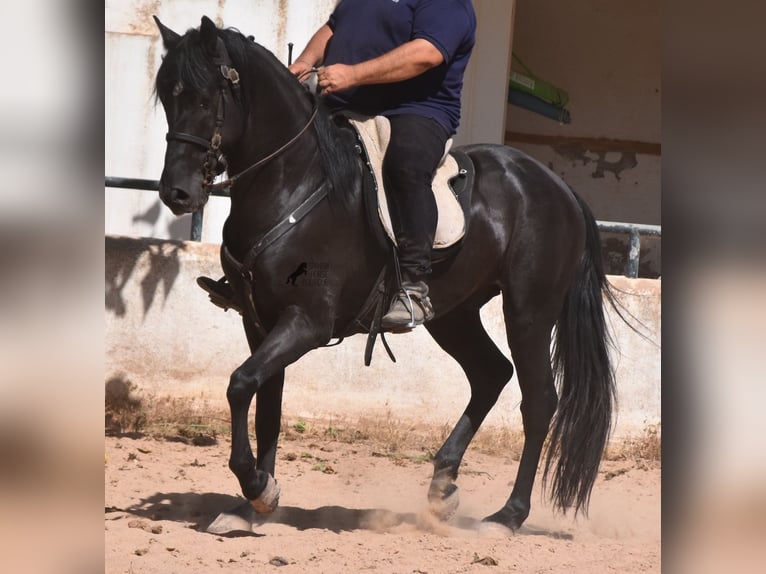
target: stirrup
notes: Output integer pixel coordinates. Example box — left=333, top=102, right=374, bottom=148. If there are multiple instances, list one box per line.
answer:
left=196, top=276, right=242, bottom=314
left=381, top=281, right=435, bottom=332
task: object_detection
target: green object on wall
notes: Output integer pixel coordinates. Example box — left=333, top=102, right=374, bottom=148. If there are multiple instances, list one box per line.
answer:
left=509, top=53, right=569, bottom=108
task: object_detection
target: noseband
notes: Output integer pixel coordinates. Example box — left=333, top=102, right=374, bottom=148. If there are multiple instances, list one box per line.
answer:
left=165, top=39, right=318, bottom=193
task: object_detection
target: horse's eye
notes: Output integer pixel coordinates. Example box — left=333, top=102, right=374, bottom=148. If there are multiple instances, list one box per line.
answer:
left=172, top=81, right=184, bottom=96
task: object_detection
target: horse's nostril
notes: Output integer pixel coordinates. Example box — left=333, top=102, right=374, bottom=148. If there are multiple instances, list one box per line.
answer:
left=172, top=188, right=190, bottom=202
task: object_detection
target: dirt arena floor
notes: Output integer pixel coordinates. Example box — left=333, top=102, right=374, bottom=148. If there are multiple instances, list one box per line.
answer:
left=104, top=421, right=660, bottom=574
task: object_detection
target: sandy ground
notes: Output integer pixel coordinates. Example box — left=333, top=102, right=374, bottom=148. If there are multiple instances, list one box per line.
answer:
left=105, top=433, right=660, bottom=573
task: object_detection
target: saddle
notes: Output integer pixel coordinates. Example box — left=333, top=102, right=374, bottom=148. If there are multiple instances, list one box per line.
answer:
left=344, top=112, right=475, bottom=259
left=338, top=113, right=476, bottom=365
left=197, top=113, right=477, bottom=367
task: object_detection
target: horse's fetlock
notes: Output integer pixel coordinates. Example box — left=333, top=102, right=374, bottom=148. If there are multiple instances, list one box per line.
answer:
left=240, top=470, right=270, bottom=501
left=507, top=498, right=530, bottom=521
left=432, top=460, right=459, bottom=482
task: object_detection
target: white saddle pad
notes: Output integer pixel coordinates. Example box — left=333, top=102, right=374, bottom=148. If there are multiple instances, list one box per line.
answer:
left=346, top=113, right=466, bottom=249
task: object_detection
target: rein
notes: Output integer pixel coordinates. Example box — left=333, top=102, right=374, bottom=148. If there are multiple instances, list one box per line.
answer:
left=206, top=105, right=318, bottom=191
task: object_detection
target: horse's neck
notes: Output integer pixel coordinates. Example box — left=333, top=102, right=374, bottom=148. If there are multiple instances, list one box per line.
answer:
left=224, top=70, right=324, bottom=252
left=230, top=59, right=313, bottom=167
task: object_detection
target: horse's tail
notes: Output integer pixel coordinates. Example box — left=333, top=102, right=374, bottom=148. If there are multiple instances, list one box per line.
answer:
left=543, top=191, right=617, bottom=515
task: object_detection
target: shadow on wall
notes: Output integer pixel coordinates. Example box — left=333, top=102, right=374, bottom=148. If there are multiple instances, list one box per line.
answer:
left=130, top=198, right=194, bottom=242
left=105, top=374, right=144, bottom=434
left=105, top=236, right=185, bottom=317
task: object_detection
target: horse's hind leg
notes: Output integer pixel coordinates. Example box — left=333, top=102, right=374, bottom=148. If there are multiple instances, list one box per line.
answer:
left=483, top=312, right=558, bottom=531
left=425, top=301, right=514, bottom=519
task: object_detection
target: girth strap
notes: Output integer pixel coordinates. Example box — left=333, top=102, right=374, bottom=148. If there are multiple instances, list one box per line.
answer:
left=243, top=184, right=329, bottom=271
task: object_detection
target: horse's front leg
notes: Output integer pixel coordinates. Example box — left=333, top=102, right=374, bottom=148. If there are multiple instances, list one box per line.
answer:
left=227, top=370, right=284, bottom=514
left=227, top=305, right=325, bottom=513
left=252, top=370, right=284, bottom=502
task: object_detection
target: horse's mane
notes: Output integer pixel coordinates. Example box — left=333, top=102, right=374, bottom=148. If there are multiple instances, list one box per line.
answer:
left=155, top=25, right=358, bottom=209
left=311, top=99, right=359, bottom=211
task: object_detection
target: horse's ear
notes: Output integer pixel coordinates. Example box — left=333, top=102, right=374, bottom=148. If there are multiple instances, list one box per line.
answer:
left=153, top=16, right=181, bottom=49
left=199, top=16, right=219, bottom=54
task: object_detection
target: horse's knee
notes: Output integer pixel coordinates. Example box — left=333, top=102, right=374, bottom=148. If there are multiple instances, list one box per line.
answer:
left=227, top=368, right=255, bottom=405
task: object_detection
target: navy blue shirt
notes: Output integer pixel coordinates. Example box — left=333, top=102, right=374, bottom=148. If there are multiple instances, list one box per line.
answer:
left=323, top=0, right=476, bottom=135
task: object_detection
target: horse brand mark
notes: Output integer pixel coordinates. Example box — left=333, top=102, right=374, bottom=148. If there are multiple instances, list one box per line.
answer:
left=286, top=262, right=328, bottom=287
left=286, top=262, right=308, bottom=285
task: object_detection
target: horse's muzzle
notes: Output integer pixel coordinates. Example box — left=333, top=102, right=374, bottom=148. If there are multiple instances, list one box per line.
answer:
left=158, top=182, right=196, bottom=215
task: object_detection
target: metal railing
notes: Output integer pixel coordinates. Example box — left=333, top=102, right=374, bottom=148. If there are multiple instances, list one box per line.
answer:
left=105, top=176, right=660, bottom=278
left=596, top=220, right=661, bottom=278
left=106, top=176, right=230, bottom=243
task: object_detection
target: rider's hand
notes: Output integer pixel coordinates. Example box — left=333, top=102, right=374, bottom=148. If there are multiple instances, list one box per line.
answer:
left=317, top=64, right=356, bottom=96
left=288, top=59, right=313, bottom=82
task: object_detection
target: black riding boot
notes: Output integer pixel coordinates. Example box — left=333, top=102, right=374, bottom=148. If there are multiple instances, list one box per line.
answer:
left=379, top=115, right=445, bottom=332
left=196, top=276, right=242, bottom=314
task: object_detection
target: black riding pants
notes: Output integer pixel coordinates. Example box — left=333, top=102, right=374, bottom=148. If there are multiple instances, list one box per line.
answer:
left=382, top=114, right=450, bottom=279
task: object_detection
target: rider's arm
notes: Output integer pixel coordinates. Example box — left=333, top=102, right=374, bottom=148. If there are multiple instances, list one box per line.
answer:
left=317, top=39, right=443, bottom=94
left=289, top=24, right=333, bottom=77
left=353, top=39, right=443, bottom=85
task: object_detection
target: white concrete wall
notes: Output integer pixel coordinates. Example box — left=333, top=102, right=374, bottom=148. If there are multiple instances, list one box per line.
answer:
left=453, top=0, right=515, bottom=146
left=106, top=236, right=660, bottom=438
left=505, top=0, right=661, bottom=226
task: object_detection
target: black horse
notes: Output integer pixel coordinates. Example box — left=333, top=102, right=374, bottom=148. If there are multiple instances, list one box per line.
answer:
left=154, top=16, right=619, bottom=532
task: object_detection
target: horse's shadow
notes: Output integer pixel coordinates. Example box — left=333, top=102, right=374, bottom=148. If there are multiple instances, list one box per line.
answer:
left=114, top=491, right=573, bottom=540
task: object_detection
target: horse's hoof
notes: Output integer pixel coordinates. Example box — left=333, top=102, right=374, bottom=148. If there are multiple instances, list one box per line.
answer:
left=428, top=484, right=460, bottom=521
left=249, top=474, right=280, bottom=514
left=206, top=501, right=256, bottom=534
left=482, top=506, right=527, bottom=532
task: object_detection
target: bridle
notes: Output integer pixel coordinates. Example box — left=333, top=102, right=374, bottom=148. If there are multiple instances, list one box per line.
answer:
left=165, top=38, right=318, bottom=193
left=207, top=103, right=318, bottom=192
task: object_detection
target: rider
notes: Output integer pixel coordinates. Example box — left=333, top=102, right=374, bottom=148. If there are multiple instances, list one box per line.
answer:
left=290, top=0, right=476, bottom=329
left=199, top=0, right=476, bottom=329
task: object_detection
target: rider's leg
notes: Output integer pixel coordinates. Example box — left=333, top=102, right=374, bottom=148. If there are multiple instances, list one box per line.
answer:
left=380, top=114, right=449, bottom=329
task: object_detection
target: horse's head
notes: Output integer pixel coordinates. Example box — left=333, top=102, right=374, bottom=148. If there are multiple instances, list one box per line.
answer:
left=154, top=16, right=245, bottom=214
